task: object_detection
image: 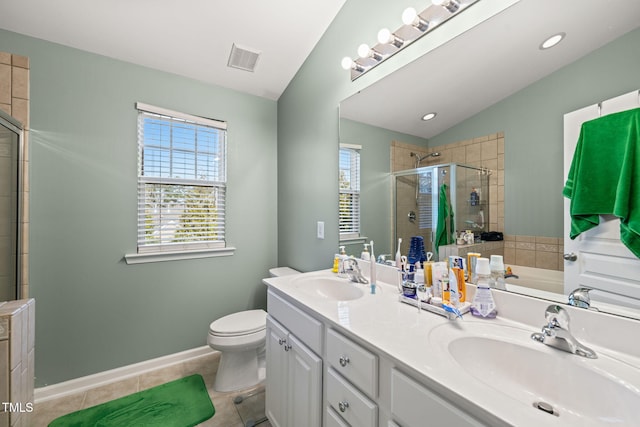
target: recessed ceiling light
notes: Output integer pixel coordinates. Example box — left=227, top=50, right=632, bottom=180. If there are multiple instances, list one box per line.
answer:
left=421, top=112, right=437, bottom=121
left=539, top=32, right=566, bottom=50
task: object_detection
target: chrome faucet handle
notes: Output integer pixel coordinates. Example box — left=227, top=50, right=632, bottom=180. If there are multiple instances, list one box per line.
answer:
left=544, top=304, right=570, bottom=330
left=343, top=258, right=369, bottom=284
left=568, top=287, right=591, bottom=309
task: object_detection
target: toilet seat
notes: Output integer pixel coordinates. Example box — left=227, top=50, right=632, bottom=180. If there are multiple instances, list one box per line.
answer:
left=209, top=309, right=267, bottom=337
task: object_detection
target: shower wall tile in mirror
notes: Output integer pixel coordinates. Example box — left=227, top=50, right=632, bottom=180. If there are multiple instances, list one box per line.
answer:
left=0, top=51, right=30, bottom=297
left=392, top=133, right=562, bottom=272
left=391, top=132, right=504, bottom=233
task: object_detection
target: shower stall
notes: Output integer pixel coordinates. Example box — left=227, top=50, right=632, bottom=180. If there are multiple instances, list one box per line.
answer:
left=0, top=111, right=24, bottom=301
left=394, top=163, right=490, bottom=257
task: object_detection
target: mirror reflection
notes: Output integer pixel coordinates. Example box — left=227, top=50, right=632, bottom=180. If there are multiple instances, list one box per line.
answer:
left=338, top=0, right=640, bottom=318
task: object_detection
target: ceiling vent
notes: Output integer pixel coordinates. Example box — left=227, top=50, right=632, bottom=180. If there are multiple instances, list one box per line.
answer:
left=227, top=43, right=261, bottom=72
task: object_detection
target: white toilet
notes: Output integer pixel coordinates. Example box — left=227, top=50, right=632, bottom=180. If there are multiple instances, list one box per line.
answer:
left=208, top=267, right=300, bottom=392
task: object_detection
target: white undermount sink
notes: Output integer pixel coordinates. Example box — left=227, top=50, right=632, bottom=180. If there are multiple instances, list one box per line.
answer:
left=428, top=322, right=640, bottom=426
left=292, top=275, right=365, bottom=301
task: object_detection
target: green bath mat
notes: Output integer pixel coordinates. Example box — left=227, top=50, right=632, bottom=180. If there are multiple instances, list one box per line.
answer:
left=49, top=374, right=215, bottom=427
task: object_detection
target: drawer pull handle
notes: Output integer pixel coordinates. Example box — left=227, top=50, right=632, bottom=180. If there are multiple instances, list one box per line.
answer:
left=338, top=401, right=350, bottom=412
left=278, top=338, right=286, bottom=346
left=339, top=356, right=350, bottom=367
left=284, top=343, right=292, bottom=352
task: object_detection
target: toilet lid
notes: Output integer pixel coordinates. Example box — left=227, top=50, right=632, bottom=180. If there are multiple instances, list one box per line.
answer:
left=209, top=309, right=267, bottom=336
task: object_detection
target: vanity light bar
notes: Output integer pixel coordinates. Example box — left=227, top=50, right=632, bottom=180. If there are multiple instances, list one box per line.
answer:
left=342, top=0, right=480, bottom=81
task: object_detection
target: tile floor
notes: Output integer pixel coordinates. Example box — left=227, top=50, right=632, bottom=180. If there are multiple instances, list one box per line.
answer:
left=32, top=351, right=271, bottom=427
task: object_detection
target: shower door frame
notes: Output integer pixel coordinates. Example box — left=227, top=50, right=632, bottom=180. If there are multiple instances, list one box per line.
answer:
left=0, top=110, right=24, bottom=300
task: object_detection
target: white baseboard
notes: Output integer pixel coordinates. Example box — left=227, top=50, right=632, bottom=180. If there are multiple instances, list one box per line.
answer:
left=34, top=346, right=217, bottom=403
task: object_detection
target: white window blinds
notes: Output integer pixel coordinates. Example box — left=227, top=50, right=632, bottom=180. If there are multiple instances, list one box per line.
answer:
left=136, top=103, right=227, bottom=253
left=339, top=145, right=361, bottom=238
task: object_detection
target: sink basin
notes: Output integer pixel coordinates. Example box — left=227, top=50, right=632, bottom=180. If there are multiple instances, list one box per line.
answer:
left=293, top=276, right=364, bottom=301
left=428, top=322, right=640, bottom=425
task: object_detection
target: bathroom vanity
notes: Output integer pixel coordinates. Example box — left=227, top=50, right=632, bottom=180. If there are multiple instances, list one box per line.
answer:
left=263, top=269, right=640, bottom=427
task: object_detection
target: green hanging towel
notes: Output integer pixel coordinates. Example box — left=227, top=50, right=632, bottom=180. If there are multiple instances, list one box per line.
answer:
left=435, top=183, right=455, bottom=258
left=563, top=107, right=640, bottom=257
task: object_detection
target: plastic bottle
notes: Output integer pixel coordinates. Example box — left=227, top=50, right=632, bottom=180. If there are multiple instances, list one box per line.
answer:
left=490, top=255, right=506, bottom=290
left=395, top=238, right=403, bottom=269
left=414, top=262, right=424, bottom=287
left=470, top=258, right=498, bottom=318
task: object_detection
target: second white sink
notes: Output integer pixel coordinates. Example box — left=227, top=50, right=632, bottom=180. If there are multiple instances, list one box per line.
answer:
left=428, top=321, right=640, bottom=426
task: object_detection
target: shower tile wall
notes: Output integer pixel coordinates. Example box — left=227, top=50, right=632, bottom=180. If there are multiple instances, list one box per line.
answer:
left=392, top=134, right=562, bottom=272
left=0, top=52, right=30, bottom=298
left=0, top=299, right=35, bottom=427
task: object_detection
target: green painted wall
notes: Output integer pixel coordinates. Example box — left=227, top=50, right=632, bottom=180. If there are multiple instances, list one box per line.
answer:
left=429, top=27, right=640, bottom=237
left=0, top=30, right=278, bottom=386
left=339, top=118, right=428, bottom=256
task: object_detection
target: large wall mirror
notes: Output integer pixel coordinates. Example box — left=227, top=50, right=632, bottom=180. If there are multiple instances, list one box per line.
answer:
left=339, top=0, right=640, bottom=318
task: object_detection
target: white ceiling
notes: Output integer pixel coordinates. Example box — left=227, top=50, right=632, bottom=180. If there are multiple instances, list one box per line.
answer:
left=0, top=0, right=346, bottom=100
left=340, top=0, right=640, bottom=139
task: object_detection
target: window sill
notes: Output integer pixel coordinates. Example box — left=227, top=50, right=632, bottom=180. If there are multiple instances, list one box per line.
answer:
left=124, top=246, right=236, bottom=265
left=339, top=236, right=368, bottom=245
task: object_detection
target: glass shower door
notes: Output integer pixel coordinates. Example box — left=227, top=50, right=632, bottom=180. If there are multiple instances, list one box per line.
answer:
left=0, top=116, right=22, bottom=301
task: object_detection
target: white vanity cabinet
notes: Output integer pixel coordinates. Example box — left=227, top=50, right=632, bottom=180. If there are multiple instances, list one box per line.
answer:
left=325, top=328, right=379, bottom=427
left=265, top=285, right=491, bottom=427
left=390, top=369, right=487, bottom=427
left=266, top=291, right=323, bottom=427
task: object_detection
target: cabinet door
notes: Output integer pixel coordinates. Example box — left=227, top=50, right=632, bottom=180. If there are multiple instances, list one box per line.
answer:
left=288, top=333, right=323, bottom=427
left=265, top=316, right=289, bottom=427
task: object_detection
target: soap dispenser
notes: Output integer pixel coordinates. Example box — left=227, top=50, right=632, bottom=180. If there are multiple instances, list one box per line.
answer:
left=361, top=243, right=371, bottom=261
left=338, top=246, right=348, bottom=278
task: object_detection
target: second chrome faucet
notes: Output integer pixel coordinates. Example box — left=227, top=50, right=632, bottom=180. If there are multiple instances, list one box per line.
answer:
left=531, top=304, right=597, bottom=359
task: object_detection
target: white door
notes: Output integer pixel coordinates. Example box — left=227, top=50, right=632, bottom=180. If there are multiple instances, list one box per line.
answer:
left=564, top=90, right=640, bottom=308
left=265, top=316, right=289, bottom=427
left=287, top=333, right=323, bottom=427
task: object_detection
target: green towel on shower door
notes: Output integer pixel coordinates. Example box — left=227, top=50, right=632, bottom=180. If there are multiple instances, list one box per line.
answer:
left=563, top=107, right=640, bottom=257
left=435, top=183, right=455, bottom=258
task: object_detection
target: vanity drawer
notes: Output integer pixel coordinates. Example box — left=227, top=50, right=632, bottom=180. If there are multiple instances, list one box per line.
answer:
left=326, top=406, right=349, bottom=427
left=326, top=328, right=378, bottom=397
left=391, top=369, right=485, bottom=427
left=327, top=367, right=377, bottom=427
left=267, top=290, right=322, bottom=354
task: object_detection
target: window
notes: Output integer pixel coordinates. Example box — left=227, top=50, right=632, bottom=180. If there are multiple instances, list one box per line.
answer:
left=135, top=102, right=228, bottom=256
left=339, top=144, right=361, bottom=239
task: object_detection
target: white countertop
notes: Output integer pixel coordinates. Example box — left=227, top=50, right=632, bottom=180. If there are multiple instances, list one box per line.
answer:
left=264, top=268, right=640, bottom=427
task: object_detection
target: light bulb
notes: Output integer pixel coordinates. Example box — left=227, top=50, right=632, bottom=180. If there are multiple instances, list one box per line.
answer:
left=357, top=43, right=371, bottom=59
left=432, top=0, right=459, bottom=13
left=341, top=57, right=354, bottom=70
left=377, top=28, right=392, bottom=44
left=402, top=7, right=418, bottom=26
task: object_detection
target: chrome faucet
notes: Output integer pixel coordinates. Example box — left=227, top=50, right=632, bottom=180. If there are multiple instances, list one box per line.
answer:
left=568, top=287, right=592, bottom=309
left=531, top=305, right=597, bottom=359
left=343, top=258, right=369, bottom=284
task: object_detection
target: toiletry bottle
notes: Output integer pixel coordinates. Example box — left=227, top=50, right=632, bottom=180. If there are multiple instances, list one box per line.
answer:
left=490, top=255, right=506, bottom=290
left=361, top=243, right=370, bottom=261
left=470, top=258, right=498, bottom=318
left=414, top=262, right=424, bottom=287
left=332, top=253, right=340, bottom=273
left=454, top=267, right=466, bottom=303
left=467, top=252, right=481, bottom=284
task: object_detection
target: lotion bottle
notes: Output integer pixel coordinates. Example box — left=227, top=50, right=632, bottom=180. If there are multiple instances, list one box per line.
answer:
left=470, top=258, right=497, bottom=318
